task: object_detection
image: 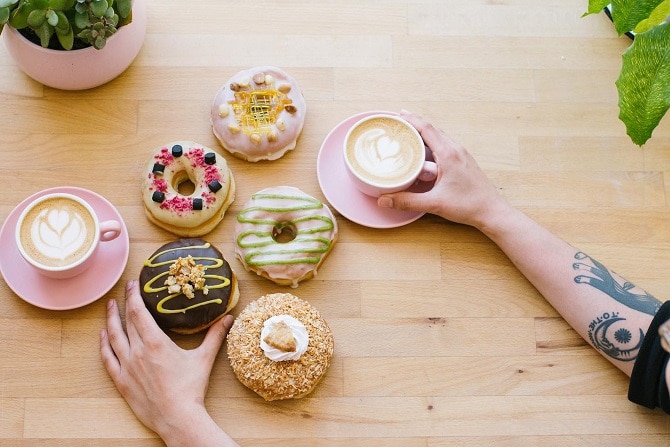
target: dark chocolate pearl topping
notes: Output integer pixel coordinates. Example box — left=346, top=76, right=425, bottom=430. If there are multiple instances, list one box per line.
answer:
left=152, top=191, right=165, bottom=203
left=208, top=180, right=222, bottom=193
left=193, top=198, right=203, bottom=210
left=152, top=163, right=165, bottom=175
left=204, top=152, right=216, bottom=165
left=172, top=145, right=183, bottom=157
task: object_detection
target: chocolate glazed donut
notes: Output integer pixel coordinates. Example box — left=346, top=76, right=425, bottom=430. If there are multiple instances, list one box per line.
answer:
left=140, top=238, right=239, bottom=334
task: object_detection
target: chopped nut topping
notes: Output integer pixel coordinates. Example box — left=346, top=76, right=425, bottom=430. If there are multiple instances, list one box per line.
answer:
left=164, top=255, right=208, bottom=299
left=253, top=72, right=266, bottom=85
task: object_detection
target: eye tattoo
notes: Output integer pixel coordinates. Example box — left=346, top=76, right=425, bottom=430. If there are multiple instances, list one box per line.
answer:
left=573, top=252, right=661, bottom=362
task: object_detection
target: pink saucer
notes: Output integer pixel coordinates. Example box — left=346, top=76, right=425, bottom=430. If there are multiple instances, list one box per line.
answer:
left=317, top=111, right=433, bottom=228
left=0, top=187, right=130, bottom=310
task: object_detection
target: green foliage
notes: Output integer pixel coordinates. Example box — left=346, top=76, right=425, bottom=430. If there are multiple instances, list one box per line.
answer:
left=585, top=1, right=670, bottom=145
left=1, top=0, right=132, bottom=50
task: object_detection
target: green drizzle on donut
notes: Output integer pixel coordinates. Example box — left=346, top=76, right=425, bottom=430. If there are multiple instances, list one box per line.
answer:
left=236, top=193, right=334, bottom=266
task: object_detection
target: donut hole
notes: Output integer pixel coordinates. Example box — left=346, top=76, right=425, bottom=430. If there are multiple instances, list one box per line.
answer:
left=172, top=170, right=196, bottom=196
left=272, top=222, right=297, bottom=243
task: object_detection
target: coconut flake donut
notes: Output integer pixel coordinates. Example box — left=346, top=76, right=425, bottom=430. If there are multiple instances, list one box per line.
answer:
left=142, top=141, right=236, bottom=237
left=211, top=66, right=306, bottom=162
left=234, top=186, right=337, bottom=287
left=227, top=292, right=334, bottom=401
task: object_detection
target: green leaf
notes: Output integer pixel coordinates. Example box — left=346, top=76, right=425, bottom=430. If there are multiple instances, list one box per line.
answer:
left=47, top=0, right=69, bottom=10
left=55, top=24, right=73, bottom=49
left=90, top=0, right=108, bottom=18
left=45, top=8, right=57, bottom=26
left=610, top=0, right=665, bottom=35
left=616, top=21, right=670, bottom=145
left=54, top=10, right=68, bottom=30
left=115, top=0, right=130, bottom=18
left=0, top=7, right=9, bottom=25
left=27, top=8, right=46, bottom=27
left=9, top=2, right=32, bottom=28
left=74, top=10, right=89, bottom=28
left=583, top=0, right=611, bottom=16
left=634, top=0, right=670, bottom=33
left=34, top=21, right=53, bottom=47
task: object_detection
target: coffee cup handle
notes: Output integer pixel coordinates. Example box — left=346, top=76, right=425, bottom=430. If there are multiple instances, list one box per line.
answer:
left=99, top=220, right=122, bottom=242
left=418, top=160, right=438, bottom=183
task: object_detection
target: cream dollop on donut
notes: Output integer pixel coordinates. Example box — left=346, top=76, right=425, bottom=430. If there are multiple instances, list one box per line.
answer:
left=141, top=141, right=236, bottom=237
left=260, top=315, right=309, bottom=361
left=210, top=66, right=306, bottom=162
left=234, top=186, right=337, bottom=287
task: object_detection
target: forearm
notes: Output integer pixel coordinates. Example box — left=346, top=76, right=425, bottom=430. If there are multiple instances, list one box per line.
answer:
left=475, top=200, right=660, bottom=376
left=160, top=405, right=240, bottom=447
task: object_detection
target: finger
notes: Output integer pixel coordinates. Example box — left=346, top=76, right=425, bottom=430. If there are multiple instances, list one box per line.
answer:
left=100, top=327, right=122, bottom=382
left=418, top=161, right=438, bottom=182
left=198, top=314, right=234, bottom=367
left=125, top=280, right=166, bottom=345
left=400, top=110, right=458, bottom=159
left=378, top=191, right=438, bottom=214
left=104, top=298, right=129, bottom=362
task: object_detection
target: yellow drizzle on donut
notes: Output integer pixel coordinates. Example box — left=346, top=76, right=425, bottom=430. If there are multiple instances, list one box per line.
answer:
left=229, top=89, right=292, bottom=134
left=236, top=193, right=334, bottom=267
left=143, top=243, right=230, bottom=314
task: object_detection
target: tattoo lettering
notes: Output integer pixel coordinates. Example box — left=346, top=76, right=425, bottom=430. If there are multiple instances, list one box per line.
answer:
left=587, top=311, right=643, bottom=362
left=573, top=252, right=661, bottom=316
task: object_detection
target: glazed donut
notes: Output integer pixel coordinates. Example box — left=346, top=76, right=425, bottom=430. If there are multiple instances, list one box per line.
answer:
left=142, top=141, right=235, bottom=237
left=210, top=66, right=306, bottom=162
left=139, top=238, right=239, bottom=334
left=226, top=293, right=334, bottom=401
left=234, top=186, right=338, bottom=287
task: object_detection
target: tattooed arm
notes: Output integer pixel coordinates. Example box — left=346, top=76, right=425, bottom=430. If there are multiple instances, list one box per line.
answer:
left=474, top=204, right=657, bottom=375
left=379, top=111, right=661, bottom=376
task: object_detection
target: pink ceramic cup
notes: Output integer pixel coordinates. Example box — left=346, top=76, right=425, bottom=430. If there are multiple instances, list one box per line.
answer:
left=15, top=193, right=122, bottom=279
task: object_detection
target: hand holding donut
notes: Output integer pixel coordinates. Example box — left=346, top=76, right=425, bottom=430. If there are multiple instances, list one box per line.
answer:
left=378, top=111, right=510, bottom=230
left=100, top=281, right=240, bottom=447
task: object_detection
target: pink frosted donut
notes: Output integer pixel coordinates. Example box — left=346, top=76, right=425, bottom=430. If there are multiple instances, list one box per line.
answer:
left=234, top=186, right=338, bottom=287
left=211, top=66, right=306, bottom=162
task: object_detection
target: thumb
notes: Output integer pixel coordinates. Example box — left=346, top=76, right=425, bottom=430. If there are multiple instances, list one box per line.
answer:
left=378, top=191, right=434, bottom=213
left=198, top=314, right=234, bottom=362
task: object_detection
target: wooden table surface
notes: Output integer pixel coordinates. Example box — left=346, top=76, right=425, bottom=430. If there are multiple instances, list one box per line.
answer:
left=2, top=1, right=670, bottom=445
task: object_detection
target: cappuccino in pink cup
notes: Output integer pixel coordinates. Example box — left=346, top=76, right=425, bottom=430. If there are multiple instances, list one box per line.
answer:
left=15, top=193, right=122, bottom=279
left=343, top=114, right=435, bottom=197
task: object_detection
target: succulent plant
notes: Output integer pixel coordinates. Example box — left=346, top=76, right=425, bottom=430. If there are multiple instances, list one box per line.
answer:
left=0, top=0, right=132, bottom=50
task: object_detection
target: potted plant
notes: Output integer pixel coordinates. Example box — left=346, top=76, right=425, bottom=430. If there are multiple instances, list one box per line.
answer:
left=584, top=1, right=670, bottom=146
left=0, top=0, right=146, bottom=90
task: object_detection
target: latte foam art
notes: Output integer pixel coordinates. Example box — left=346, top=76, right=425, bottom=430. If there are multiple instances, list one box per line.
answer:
left=356, top=128, right=414, bottom=179
left=30, top=207, right=89, bottom=261
left=347, top=119, right=423, bottom=186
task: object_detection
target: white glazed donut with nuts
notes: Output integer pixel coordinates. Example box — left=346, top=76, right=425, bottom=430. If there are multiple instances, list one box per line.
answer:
left=210, top=66, right=307, bottom=162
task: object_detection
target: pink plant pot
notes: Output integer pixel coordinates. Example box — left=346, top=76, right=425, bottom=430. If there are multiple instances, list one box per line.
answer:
left=2, top=0, right=147, bottom=90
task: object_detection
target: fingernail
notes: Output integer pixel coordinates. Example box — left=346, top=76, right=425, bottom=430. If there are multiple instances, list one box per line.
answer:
left=378, top=196, right=393, bottom=208
left=107, top=299, right=115, bottom=310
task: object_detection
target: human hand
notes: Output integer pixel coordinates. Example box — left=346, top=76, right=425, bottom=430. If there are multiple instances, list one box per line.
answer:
left=100, top=280, right=237, bottom=446
left=377, top=110, right=510, bottom=229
